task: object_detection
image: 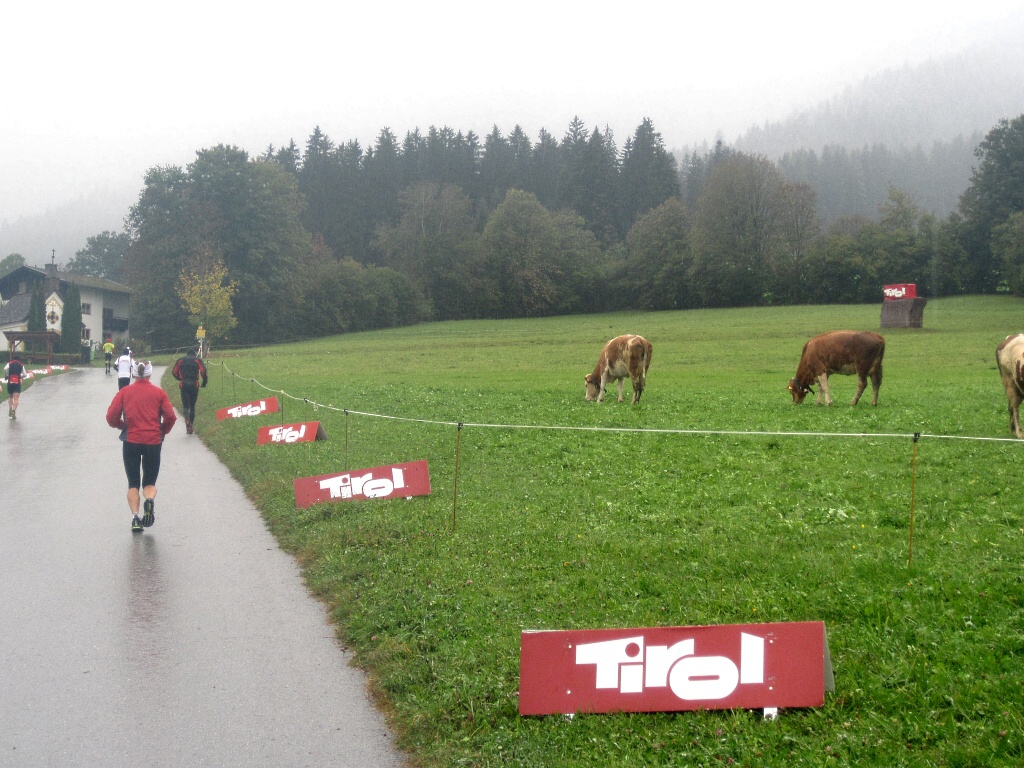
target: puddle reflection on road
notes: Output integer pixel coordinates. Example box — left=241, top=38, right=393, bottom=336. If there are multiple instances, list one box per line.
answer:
left=125, top=535, right=169, bottom=670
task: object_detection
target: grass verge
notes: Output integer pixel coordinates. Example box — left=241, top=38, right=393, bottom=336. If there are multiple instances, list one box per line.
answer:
left=167, top=296, right=1024, bottom=767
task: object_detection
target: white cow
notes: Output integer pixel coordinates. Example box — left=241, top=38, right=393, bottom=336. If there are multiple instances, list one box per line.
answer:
left=996, top=333, right=1024, bottom=439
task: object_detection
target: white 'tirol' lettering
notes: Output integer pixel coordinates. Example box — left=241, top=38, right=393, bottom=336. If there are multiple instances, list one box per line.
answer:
left=575, top=636, right=644, bottom=690
left=270, top=424, right=306, bottom=443
left=316, top=466, right=411, bottom=502
left=362, top=478, right=394, bottom=498
left=669, top=655, right=739, bottom=700
left=575, top=632, right=765, bottom=702
left=228, top=401, right=269, bottom=418
left=319, top=474, right=353, bottom=499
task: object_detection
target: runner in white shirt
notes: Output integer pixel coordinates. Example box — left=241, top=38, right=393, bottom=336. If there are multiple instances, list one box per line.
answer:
left=114, top=348, right=134, bottom=390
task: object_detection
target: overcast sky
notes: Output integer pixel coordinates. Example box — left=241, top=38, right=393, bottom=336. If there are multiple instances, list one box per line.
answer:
left=3, top=0, right=1024, bottom=224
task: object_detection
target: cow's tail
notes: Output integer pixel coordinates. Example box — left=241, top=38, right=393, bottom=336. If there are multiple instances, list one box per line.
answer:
left=631, top=338, right=650, bottom=371
left=872, top=337, right=886, bottom=375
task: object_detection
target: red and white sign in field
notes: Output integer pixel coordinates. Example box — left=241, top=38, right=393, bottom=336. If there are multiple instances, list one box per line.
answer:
left=519, top=621, right=831, bottom=716
left=257, top=421, right=327, bottom=445
left=293, top=460, right=431, bottom=509
left=883, top=283, right=917, bottom=300
left=216, top=396, right=280, bottom=420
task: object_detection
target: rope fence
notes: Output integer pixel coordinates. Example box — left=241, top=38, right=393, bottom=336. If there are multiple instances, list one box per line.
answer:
left=214, top=359, right=1021, bottom=442
left=208, top=359, right=1022, bottom=564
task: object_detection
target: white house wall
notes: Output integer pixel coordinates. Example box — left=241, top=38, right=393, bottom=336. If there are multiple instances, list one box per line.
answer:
left=79, top=286, right=103, bottom=343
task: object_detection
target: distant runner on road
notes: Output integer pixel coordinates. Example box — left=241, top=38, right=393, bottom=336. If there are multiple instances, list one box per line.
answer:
left=105, top=360, right=176, bottom=532
left=4, top=353, right=26, bottom=419
left=172, top=348, right=208, bottom=434
left=102, top=338, right=115, bottom=374
left=113, top=347, right=134, bottom=390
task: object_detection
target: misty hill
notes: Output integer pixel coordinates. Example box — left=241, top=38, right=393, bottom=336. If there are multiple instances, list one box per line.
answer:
left=735, top=28, right=1024, bottom=157
left=6, top=21, right=1024, bottom=264
left=726, top=26, right=1024, bottom=222
left=0, top=185, right=134, bottom=267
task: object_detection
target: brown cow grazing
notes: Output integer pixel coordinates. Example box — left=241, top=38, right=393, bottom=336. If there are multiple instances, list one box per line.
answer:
left=585, top=335, right=652, bottom=403
left=788, top=330, right=885, bottom=406
left=995, top=333, right=1024, bottom=439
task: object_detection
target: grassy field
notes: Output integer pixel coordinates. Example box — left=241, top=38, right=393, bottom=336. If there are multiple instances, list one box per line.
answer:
left=165, top=296, right=1024, bottom=767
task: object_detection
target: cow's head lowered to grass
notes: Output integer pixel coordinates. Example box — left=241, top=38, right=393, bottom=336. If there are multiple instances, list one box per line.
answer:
left=787, top=378, right=815, bottom=404
left=585, top=334, right=652, bottom=404
left=788, top=330, right=885, bottom=406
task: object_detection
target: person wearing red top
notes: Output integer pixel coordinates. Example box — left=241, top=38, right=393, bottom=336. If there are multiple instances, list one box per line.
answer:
left=106, top=360, right=177, bottom=532
left=5, top=353, right=25, bottom=419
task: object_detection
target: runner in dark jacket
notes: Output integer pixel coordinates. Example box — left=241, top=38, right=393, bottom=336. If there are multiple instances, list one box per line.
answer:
left=171, top=349, right=208, bottom=434
left=5, top=354, right=26, bottom=419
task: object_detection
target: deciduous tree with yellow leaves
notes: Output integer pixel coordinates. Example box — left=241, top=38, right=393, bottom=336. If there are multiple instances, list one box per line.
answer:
left=176, top=245, right=238, bottom=342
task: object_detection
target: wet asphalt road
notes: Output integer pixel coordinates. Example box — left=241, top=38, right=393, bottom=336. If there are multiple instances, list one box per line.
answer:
left=1, top=367, right=405, bottom=767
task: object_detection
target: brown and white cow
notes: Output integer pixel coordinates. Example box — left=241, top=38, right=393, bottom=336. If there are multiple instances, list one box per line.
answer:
left=585, top=334, right=652, bottom=404
left=996, top=333, right=1024, bottom=439
left=788, top=330, right=885, bottom=406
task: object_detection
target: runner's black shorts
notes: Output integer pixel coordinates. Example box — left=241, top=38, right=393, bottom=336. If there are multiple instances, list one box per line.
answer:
left=6, top=383, right=20, bottom=394
left=122, top=442, right=162, bottom=489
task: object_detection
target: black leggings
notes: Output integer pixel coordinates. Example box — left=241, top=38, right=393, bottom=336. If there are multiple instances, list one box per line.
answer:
left=122, top=442, right=162, bottom=489
left=180, top=385, right=199, bottom=421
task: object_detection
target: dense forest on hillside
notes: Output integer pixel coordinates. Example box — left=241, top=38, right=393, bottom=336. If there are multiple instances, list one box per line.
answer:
left=7, top=110, right=1024, bottom=351
left=107, top=112, right=1023, bottom=349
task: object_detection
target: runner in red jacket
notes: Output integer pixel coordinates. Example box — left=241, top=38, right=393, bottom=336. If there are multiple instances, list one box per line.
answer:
left=106, top=360, right=176, bottom=532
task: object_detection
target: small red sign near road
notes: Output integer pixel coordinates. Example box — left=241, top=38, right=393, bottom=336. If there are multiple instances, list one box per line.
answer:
left=519, top=621, right=831, bottom=716
left=256, top=421, right=326, bottom=445
left=293, top=460, right=431, bottom=509
left=216, top=396, right=280, bottom=420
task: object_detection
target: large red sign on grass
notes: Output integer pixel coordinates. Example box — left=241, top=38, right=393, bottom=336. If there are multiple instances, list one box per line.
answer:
left=216, top=396, right=280, bottom=420
left=293, top=460, right=431, bottom=509
left=519, top=621, right=830, bottom=716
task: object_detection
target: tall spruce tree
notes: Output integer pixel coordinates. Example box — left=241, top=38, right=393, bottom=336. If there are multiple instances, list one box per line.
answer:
left=59, top=283, right=83, bottom=354
left=28, top=283, right=46, bottom=332
left=957, top=113, right=1024, bottom=291
left=27, top=283, right=46, bottom=352
left=618, top=118, right=679, bottom=236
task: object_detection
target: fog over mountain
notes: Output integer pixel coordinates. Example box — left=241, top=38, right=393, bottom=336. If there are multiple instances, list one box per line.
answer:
left=734, top=24, right=1024, bottom=157
left=0, top=185, right=135, bottom=270
left=3, top=18, right=1024, bottom=267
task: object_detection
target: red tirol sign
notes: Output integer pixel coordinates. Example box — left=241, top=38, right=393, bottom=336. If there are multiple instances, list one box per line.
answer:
left=293, top=460, right=431, bottom=509
left=519, top=621, right=831, bottom=716
left=257, top=421, right=327, bottom=445
left=883, top=283, right=917, bottom=300
left=216, top=396, right=280, bottom=420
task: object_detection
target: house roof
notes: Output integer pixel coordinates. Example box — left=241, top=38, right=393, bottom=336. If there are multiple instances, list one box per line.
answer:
left=0, top=264, right=130, bottom=297
left=0, top=292, right=32, bottom=326
left=63, top=272, right=131, bottom=294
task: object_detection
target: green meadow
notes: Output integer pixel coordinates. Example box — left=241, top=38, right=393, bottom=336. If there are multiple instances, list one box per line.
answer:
left=167, top=296, right=1024, bottom=767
